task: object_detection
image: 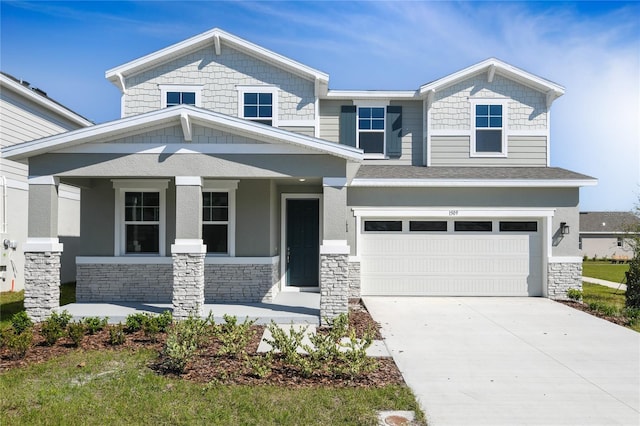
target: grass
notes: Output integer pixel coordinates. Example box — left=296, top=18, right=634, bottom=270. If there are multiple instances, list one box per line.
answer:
left=0, top=346, right=424, bottom=425
left=0, top=282, right=76, bottom=325
left=582, top=283, right=640, bottom=332
left=582, top=261, right=629, bottom=283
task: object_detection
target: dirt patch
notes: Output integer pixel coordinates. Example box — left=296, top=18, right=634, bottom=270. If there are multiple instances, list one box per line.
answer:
left=559, top=301, right=630, bottom=327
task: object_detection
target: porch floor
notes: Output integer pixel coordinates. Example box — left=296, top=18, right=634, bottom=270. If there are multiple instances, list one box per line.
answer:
left=55, top=292, right=320, bottom=325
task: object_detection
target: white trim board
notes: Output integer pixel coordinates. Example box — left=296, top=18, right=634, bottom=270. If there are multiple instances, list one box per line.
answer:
left=349, top=179, right=598, bottom=188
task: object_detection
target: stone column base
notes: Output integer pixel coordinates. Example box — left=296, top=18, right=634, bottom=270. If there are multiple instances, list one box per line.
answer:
left=320, top=252, right=349, bottom=326
left=548, top=260, right=582, bottom=300
left=24, top=251, right=61, bottom=322
left=172, top=252, right=205, bottom=320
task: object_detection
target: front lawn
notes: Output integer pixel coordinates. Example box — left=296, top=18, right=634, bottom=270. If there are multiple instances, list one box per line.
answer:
left=0, top=349, right=422, bottom=425
left=574, top=283, right=640, bottom=332
left=582, top=261, right=629, bottom=283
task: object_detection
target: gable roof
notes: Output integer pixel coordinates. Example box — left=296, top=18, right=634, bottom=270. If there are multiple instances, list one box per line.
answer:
left=0, top=72, right=93, bottom=127
left=352, top=165, right=597, bottom=187
left=419, top=58, right=565, bottom=106
left=105, top=28, right=329, bottom=93
left=580, top=211, right=640, bottom=233
left=1, top=105, right=362, bottom=162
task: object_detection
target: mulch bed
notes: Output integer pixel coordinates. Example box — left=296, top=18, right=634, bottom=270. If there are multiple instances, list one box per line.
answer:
left=559, top=300, right=630, bottom=327
left=1, top=300, right=402, bottom=388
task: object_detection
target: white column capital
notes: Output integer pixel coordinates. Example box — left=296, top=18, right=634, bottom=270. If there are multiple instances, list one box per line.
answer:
left=23, top=238, right=63, bottom=252
left=171, top=239, right=207, bottom=254
left=175, top=176, right=203, bottom=186
left=28, top=176, right=60, bottom=186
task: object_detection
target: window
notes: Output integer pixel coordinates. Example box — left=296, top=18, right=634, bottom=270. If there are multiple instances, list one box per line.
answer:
left=358, top=107, right=385, bottom=154
left=159, top=85, right=202, bottom=108
left=202, top=180, right=237, bottom=256
left=364, top=221, right=402, bottom=232
left=112, top=179, right=168, bottom=256
left=579, top=237, right=582, bottom=250
left=202, top=192, right=229, bottom=254
left=472, top=101, right=506, bottom=156
left=410, top=221, right=447, bottom=232
left=237, top=86, right=278, bottom=126
left=166, top=91, right=196, bottom=107
left=617, top=237, right=623, bottom=247
left=499, top=221, right=538, bottom=232
left=455, top=221, right=492, bottom=232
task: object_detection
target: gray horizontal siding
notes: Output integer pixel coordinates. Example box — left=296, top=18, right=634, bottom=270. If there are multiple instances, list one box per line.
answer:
left=431, top=135, right=547, bottom=166
left=319, top=100, right=342, bottom=143
left=1, top=158, right=28, bottom=182
left=280, top=126, right=315, bottom=137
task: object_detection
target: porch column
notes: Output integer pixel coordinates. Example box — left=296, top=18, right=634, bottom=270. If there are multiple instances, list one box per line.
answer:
left=171, top=177, right=206, bottom=320
left=23, top=176, right=63, bottom=322
left=319, top=178, right=350, bottom=326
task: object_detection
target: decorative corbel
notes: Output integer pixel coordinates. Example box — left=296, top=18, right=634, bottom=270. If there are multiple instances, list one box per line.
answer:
left=487, top=64, right=496, bottom=83
left=213, top=34, right=221, bottom=56
left=180, top=112, right=193, bottom=142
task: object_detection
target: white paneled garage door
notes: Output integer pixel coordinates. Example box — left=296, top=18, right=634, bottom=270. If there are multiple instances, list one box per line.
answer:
left=360, top=219, right=542, bottom=296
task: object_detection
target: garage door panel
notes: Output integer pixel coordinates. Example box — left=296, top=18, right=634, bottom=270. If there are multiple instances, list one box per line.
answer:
left=361, top=229, right=542, bottom=296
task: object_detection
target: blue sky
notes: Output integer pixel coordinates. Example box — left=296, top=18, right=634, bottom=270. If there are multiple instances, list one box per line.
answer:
left=1, top=1, right=638, bottom=211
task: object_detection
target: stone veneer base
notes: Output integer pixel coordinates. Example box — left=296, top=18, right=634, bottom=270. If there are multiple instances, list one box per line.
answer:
left=77, top=263, right=173, bottom=302
left=320, top=253, right=349, bottom=326
left=172, top=253, right=205, bottom=320
left=24, top=251, right=61, bottom=322
left=548, top=261, right=582, bottom=300
left=205, top=261, right=279, bottom=303
left=348, top=260, right=361, bottom=299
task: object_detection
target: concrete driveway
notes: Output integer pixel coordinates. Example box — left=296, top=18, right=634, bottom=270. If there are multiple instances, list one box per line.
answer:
left=364, top=297, right=640, bottom=426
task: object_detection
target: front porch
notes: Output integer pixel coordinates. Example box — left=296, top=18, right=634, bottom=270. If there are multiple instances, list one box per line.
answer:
left=55, top=291, right=320, bottom=325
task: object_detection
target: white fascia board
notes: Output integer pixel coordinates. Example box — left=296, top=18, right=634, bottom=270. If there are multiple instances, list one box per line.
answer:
left=106, top=28, right=329, bottom=85
left=419, top=58, right=565, bottom=98
left=580, top=231, right=639, bottom=235
left=323, top=90, right=419, bottom=100
left=53, top=143, right=326, bottom=156
left=352, top=207, right=556, bottom=218
left=0, top=74, right=93, bottom=127
left=2, top=105, right=363, bottom=162
left=349, top=178, right=598, bottom=188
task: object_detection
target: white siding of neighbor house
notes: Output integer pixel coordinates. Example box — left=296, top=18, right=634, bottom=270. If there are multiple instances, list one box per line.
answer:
left=431, top=135, right=547, bottom=166
left=123, top=44, right=316, bottom=123
left=0, top=88, right=81, bottom=147
left=430, top=73, right=547, bottom=131
left=581, top=235, right=634, bottom=260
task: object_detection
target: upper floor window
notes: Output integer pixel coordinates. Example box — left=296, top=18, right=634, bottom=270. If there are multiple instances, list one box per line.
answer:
left=159, top=85, right=202, bottom=108
left=237, top=86, right=278, bottom=126
left=471, top=101, right=506, bottom=157
left=358, top=107, right=385, bottom=155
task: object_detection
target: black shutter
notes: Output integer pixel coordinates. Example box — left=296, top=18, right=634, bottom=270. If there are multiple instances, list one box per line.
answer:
left=339, top=105, right=357, bottom=147
left=386, top=105, right=402, bottom=158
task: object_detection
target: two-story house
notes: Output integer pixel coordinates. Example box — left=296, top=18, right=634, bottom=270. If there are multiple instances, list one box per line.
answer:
left=0, top=72, right=92, bottom=293
left=2, top=29, right=596, bottom=323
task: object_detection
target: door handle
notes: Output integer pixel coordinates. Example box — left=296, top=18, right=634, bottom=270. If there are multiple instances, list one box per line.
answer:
left=287, top=247, right=290, bottom=265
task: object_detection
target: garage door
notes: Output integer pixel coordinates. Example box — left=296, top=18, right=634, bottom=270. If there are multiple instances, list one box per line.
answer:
left=360, top=219, right=542, bottom=296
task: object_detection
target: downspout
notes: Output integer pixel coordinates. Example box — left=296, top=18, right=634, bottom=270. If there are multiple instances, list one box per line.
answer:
left=0, top=175, right=7, bottom=234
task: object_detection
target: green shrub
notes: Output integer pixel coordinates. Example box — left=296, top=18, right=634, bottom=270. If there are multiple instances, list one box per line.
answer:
left=214, top=314, right=256, bottom=359
left=246, top=352, right=273, bottom=379
left=11, top=311, right=33, bottom=334
left=625, top=252, right=640, bottom=309
left=566, top=289, right=583, bottom=302
left=0, top=323, right=11, bottom=347
left=161, top=313, right=212, bottom=373
left=156, top=311, right=173, bottom=332
left=83, top=316, right=109, bottom=334
left=4, top=328, right=33, bottom=359
left=332, top=328, right=377, bottom=379
left=67, top=321, right=85, bottom=347
left=143, top=315, right=161, bottom=343
left=265, top=321, right=308, bottom=364
left=108, top=323, right=126, bottom=346
left=125, top=313, right=147, bottom=332
left=41, top=311, right=72, bottom=346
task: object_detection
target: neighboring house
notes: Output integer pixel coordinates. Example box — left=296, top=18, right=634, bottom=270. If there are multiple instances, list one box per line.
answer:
left=580, top=211, right=639, bottom=260
left=1, top=29, right=597, bottom=322
left=0, top=72, right=92, bottom=292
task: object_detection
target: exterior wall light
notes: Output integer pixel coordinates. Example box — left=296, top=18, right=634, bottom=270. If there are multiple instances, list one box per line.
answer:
left=560, top=222, right=570, bottom=235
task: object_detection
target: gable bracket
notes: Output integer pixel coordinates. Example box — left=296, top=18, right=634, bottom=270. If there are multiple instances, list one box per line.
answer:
left=116, top=72, right=127, bottom=95
left=426, top=89, right=435, bottom=107
left=180, top=112, right=193, bottom=142
left=487, top=64, right=496, bottom=83
left=213, top=34, right=221, bottom=56
left=546, top=90, right=557, bottom=109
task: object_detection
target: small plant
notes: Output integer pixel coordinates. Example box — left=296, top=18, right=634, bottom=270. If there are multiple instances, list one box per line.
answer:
left=3, top=328, right=33, bottom=359
left=125, top=313, right=147, bottom=332
left=161, top=313, right=212, bottom=373
left=156, top=311, right=173, bottom=332
left=83, top=316, right=109, bottom=334
left=623, top=307, right=640, bottom=326
left=566, top=289, right=583, bottom=302
left=11, top=311, right=33, bottom=334
left=108, top=323, right=126, bottom=346
left=332, top=328, right=377, bottom=379
left=265, top=321, right=308, bottom=364
left=41, top=311, right=72, bottom=346
left=67, top=321, right=86, bottom=347
left=215, top=314, right=256, bottom=359
left=143, top=315, right=161, bottom=343
left=246, top=352, right=273, bottom=379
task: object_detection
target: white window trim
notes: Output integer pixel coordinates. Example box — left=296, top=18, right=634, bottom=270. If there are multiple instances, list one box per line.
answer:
left=159, top=84, right=203, bottom=108
left=470, top=98, right=508, bottom=158
left=356, top=105, right=387, bottom=159
left=202, top=180, right=238, bottom=257
left=237, top=85, right=279, bottom=127
left=112, top=179, right=169, bottom=256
